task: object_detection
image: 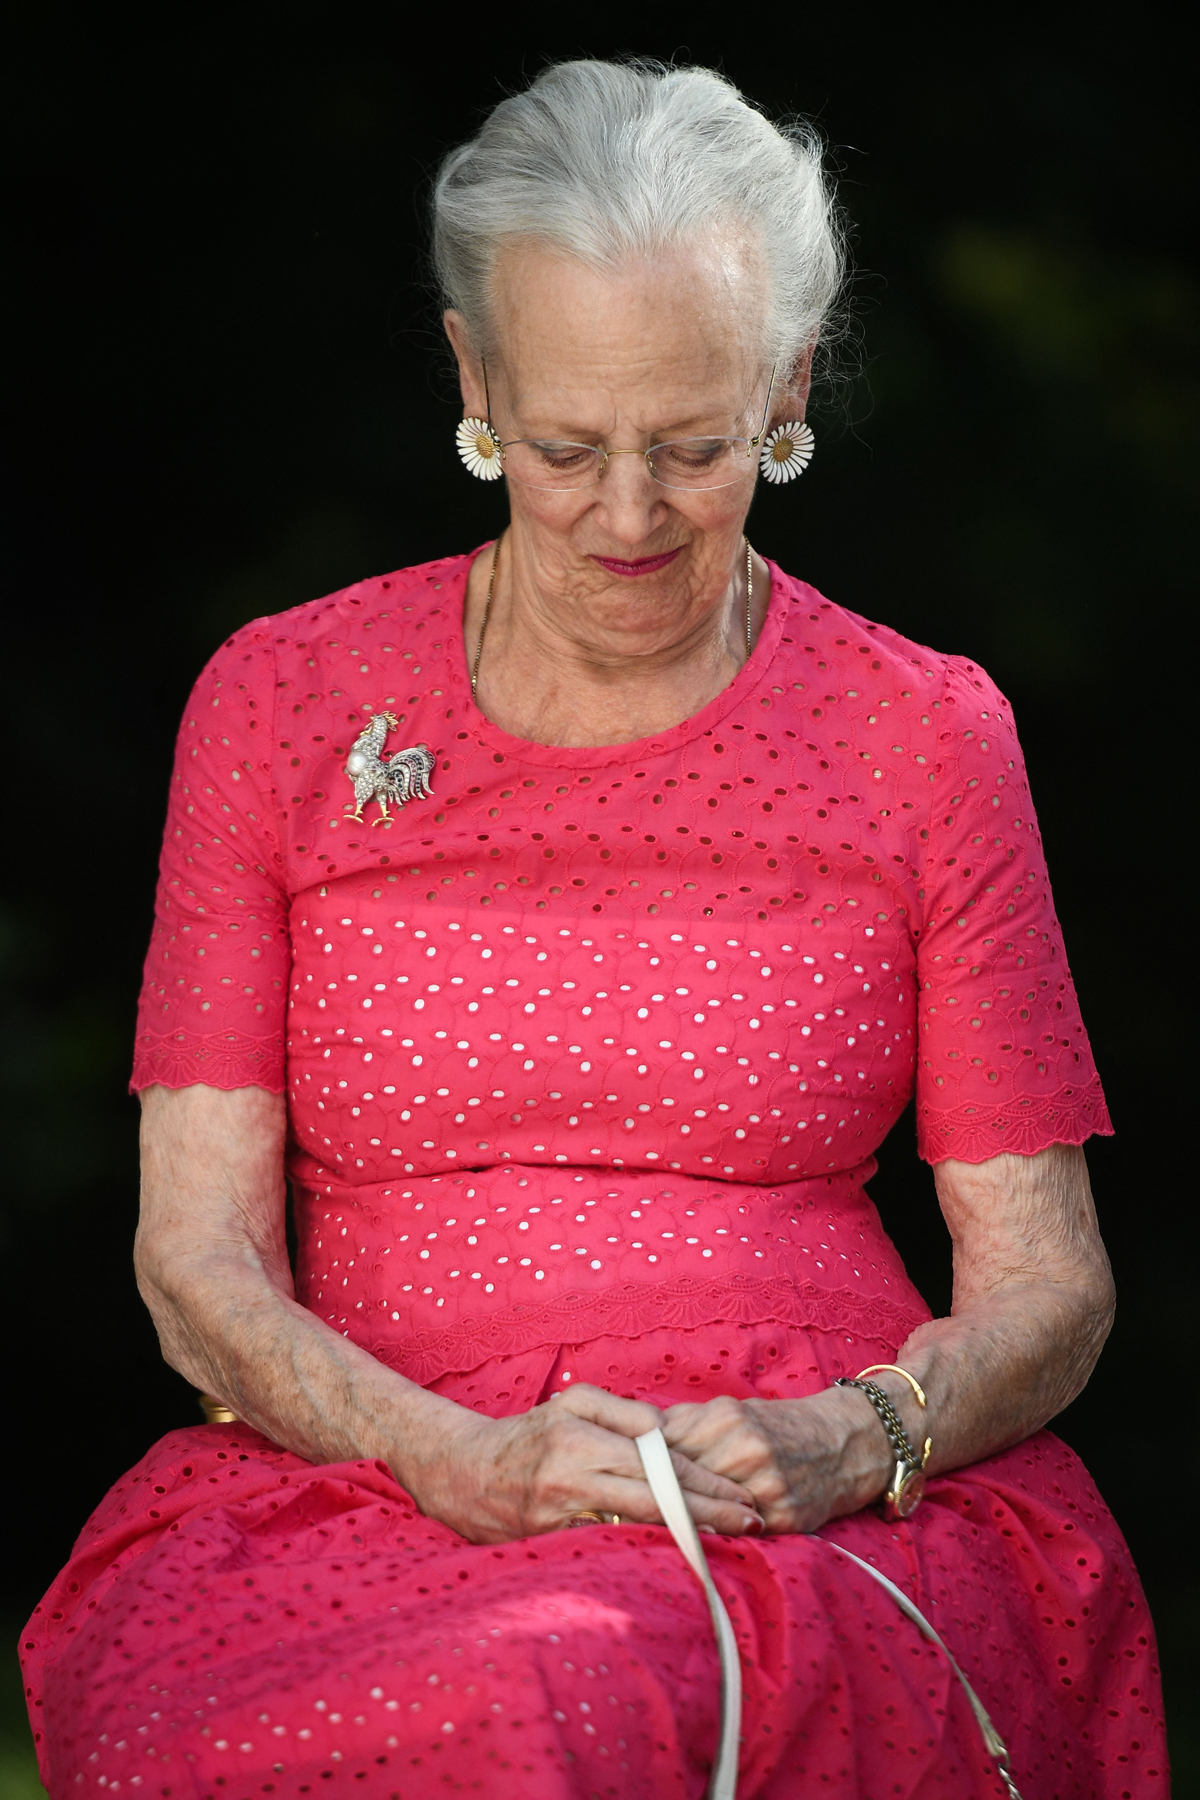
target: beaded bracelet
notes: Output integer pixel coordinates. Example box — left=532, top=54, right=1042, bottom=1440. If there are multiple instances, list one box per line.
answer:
left=835, top=1377, right=919, bottom=1463
left=834, top=1365, right=933, bottom=1521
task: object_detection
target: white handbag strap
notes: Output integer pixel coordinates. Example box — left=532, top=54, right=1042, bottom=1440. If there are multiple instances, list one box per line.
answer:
left=824, top=1543, right=1024, bottom=1800
left=635, top=1428, right=1023, bottom=1800
left=637, top=1429, right=742, bottom=1800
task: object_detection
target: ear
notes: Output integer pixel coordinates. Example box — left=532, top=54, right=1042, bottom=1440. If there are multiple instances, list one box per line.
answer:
left=774, top=344, right=815, bottom=425
left=443, top=310, right=489, bottom=420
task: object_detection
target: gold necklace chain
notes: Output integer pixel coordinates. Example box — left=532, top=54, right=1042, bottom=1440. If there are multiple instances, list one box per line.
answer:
left=470, top=534, right=755, bottom=698
left=744, top=537, right=754, bottom=657
left=470, top=534, right=503, bottom=696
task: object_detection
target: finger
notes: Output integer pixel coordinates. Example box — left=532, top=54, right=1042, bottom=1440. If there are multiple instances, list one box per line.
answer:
left=660, top=1396, right=746, bottom=1456
left=550, top=1408, right=755, bottom=1505
left=554, top=1472, right=762, bottom=1538
left=533, top=1409, right=761, bottom=1526
left=545, top=1413, right=664, bottom=1482
left=666, top=1417, right=778, bottom=1489
left=549, top=1382, right=662, bottom=1440
left=555, top=1393, right=758, bottom=1503
left=684, top=1490, right=766, bottom=1535
left=550, top=1398, right=762, bottom=1507
left=668, top=1447, right=757, bottom=1507
left=753, top=1494, right=801, bottom=1535
left=660, top=1401, right=712, bottom=1439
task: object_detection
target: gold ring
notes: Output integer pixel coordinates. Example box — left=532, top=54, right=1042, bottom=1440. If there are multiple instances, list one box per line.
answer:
left=568, top=1511, right=620, bottom=1528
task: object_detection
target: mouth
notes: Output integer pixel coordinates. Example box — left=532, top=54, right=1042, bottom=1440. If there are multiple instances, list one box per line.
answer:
left=590, top=547, right=683, bottom=578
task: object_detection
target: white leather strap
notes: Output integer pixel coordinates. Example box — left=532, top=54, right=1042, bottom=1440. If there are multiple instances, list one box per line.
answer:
left=634, top=1427, right=1023, bottom=1800
left=823, top=1543, right=1024, bottom=1800
left=636, top=1429, right=741, bottom=1800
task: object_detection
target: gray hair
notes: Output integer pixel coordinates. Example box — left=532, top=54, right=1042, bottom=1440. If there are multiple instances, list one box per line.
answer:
left=432, top=59, right=846, bottom=381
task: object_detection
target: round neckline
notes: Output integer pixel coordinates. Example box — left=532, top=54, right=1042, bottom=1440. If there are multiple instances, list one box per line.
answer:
left=442, top=545, right=790, bottom=768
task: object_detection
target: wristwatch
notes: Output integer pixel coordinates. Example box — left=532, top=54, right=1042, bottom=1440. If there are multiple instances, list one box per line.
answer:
left=835, top=1372, right=932, bottom=1521
left=884, top=1445, right=927, bottom=1521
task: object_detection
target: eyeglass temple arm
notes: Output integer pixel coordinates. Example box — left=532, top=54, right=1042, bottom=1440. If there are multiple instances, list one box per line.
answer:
left=750, top=363, right=778, bottom=447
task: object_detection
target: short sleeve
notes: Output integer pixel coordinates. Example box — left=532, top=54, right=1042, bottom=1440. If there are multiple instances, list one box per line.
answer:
left=913, top=656, right=1112, bottom=1163
left=131, top=622, right=291, bottom=1092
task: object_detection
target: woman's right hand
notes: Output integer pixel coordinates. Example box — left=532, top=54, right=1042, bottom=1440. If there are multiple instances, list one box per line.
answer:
left=397, top=1382, right=764, bottom=1543
left=135, top=1088, right=761, bottom=1545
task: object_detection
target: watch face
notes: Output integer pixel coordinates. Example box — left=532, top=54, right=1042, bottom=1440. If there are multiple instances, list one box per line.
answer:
left=892, top=1467, right=926, bottom=1519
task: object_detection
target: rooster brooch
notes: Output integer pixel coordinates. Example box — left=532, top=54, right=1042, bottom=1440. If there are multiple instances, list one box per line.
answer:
left=343, top=713, right=435, bottom=826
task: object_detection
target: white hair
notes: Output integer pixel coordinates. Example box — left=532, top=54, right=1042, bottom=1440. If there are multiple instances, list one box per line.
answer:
left=432, top=59, right=846, bottom=379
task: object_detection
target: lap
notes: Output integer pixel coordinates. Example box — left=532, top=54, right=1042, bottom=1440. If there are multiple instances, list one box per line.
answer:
left=22, top=1423, right=1162, bottom=1798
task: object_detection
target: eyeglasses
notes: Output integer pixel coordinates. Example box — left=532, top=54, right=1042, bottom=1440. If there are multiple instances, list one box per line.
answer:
left=485, top=363, right=776, bottom=492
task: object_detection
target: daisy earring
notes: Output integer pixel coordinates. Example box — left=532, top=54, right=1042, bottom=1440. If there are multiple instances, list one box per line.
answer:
left=759, top=421, right=815, bottom=484
left=456, top=416, right=504, bottom=481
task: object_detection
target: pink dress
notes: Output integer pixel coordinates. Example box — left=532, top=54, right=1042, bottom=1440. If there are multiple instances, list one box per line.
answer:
left=22, top=553, right=1165, bottom=1797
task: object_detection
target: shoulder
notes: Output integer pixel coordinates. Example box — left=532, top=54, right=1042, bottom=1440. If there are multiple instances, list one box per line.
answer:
left=768, top=563, right=1015, bottom=734
left=191, top=551, right=475, bottom=696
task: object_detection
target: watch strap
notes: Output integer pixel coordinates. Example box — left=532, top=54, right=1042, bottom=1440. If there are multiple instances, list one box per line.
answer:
left=835, top=1376, right=920, bottom=1471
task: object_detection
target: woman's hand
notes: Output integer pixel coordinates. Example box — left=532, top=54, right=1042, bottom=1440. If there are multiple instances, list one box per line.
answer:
left=402, top=1382, right=764, bottom=1544
left=660, top=1388, right=893, bottom=1535
left=136, top=1088, right=762, bottom=1548
left=664, top=1148, right=1117, bottom=1533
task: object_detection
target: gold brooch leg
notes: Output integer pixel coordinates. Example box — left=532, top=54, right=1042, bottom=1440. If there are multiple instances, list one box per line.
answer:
left=371, top=802, right=392, bottom=827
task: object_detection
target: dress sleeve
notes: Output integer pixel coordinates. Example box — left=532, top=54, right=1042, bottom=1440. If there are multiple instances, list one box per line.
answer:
left=913, top=655, right=1112, bottom=1164
left=131, top=621, right=291, bottom=1093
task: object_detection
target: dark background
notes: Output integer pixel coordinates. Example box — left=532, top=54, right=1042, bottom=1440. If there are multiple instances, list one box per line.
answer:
left=5, top=5, right=1196, bottom=1792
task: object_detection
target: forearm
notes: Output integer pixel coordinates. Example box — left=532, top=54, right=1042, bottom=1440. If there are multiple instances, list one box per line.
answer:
left=134, top=1087, right=763, bottom=1544
left=656, top=1145, right=1115, bottom=1533
left=731, top=1245, right=1112, bottom=1528
left=139, top=1235, right=467, bottom=1480
left=877, top=1271, right=1113, bottom=1476
left=135, top=1082, right=467, bottom=1489
left=853, top=1144, right=1114, bottom=1477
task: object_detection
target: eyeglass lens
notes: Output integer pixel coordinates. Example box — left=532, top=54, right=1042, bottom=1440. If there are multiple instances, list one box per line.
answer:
left=501, top=437, right=755, bottom=491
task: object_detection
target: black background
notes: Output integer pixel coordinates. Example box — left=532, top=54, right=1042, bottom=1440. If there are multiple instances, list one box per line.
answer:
left=5, top=4, right=1197, bottom=1789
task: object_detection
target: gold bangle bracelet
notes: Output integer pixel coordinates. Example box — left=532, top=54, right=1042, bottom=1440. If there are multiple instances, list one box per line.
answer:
left=854, top=1363, right=928, bottom=1409
left=198, top=1393, right=239, bottom=1425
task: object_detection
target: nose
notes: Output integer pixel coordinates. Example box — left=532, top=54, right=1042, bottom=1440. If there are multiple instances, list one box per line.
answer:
left=590, top=450, right=672, bottom=547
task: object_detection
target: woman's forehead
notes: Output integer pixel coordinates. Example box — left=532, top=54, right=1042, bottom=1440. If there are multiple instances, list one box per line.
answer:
left=489, top=237, right=766, bottom=416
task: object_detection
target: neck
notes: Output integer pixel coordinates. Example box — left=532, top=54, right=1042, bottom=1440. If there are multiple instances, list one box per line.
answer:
left=464, top=533, right=767, bottom=748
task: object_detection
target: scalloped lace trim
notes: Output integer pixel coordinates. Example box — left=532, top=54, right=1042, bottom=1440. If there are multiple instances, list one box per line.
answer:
left=365, top=1274, right=932, bottom=1387
left=918, top=1073, right=1112, bottom=1164
left=130, top=1029, right=286, bottom=1093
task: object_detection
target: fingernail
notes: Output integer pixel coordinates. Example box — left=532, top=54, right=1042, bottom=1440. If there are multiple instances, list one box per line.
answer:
left=741, top=1513, right=764, bottom=1534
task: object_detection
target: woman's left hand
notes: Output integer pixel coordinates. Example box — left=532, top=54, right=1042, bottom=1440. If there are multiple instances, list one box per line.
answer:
left=660, top=1388, right=892, bottom=1534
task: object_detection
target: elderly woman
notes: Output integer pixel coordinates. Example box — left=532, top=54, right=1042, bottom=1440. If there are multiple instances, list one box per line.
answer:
left=23, top=60, right=1164, bottom=1800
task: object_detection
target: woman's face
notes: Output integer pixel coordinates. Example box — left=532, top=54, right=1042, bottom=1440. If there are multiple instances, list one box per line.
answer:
left=445, top=235, right=804, bottom=656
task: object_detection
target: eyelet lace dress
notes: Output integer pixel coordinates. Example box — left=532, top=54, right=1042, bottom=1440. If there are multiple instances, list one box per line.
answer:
left=21, top=553, right=1165, bottom=1797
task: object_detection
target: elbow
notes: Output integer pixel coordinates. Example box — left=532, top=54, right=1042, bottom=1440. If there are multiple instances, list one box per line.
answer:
left=1086, top=1257, right=1117, bottom=1354
left=1058, top=1257, right=1116, bottom=1407
left=133, top=1219, right=187, bottom=1320
left=133, top=1224, right=221, bottom=1387
left=133, top=1249, right=188, bottom=1379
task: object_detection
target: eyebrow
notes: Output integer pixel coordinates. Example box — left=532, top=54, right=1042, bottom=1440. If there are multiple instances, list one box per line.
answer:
left=508, top=406, right=746, bottom=441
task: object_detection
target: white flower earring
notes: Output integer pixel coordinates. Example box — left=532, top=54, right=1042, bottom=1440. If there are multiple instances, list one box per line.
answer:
left=456, top=358, right=505, bottom=480
left=456, top=417, right=504, bottom=480
left=759, top=421, right=815, bottom=484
